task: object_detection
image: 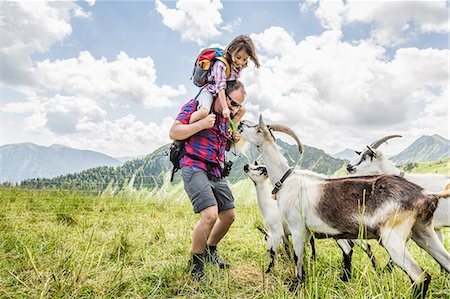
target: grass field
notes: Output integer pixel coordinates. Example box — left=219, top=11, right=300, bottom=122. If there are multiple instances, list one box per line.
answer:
left=1, top=180, right=449, bottom=298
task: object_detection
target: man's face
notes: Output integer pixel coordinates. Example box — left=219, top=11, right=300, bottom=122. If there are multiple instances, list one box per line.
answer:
left=226, top=89, right=245, bottom=113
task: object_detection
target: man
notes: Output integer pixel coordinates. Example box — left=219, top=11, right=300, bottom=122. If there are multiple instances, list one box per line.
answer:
left=169, top=80, right=245, bottom=280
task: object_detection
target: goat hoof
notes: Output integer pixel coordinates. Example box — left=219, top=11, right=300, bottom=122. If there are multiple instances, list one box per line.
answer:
left=412, top=273, right=431, bottom=299
left=341, top=274, right=350, bottom=282
left=287, top=278, right=301, bottom=292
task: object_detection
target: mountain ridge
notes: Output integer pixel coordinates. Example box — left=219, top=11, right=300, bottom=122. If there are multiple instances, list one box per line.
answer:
left=9, top=134, right=450, bottom=189
left=391, top=134, right=449, bottom=164
left=1, top=142, right=122, bottom=183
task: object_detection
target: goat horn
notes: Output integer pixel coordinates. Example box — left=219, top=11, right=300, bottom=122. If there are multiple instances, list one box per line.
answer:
left=267, top=124, right=303, bottom=154
left=370, top=135, right=402, bottom=149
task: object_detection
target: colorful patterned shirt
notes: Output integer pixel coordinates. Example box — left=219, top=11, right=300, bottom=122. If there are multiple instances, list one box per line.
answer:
left=205, top=60, right=240, bottom=96
left=176, top=99, right=232, bottom=178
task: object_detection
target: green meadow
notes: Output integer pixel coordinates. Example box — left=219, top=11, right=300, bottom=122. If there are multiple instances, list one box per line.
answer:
left=1, top=179, right=449, bottom=298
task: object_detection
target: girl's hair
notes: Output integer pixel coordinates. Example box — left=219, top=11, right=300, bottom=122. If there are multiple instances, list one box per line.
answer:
left=224, top=35, right=260, bottom=68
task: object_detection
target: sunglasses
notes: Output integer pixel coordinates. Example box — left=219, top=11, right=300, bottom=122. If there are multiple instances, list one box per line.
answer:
left=226, top=94, right=242, bottom=109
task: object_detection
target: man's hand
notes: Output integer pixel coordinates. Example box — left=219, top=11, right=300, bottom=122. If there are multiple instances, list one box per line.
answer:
left=222, top=106, right=231, bottom=119
left=232, top=131, right=241, bottom=143
left=198, top=114, right=216, bottom=130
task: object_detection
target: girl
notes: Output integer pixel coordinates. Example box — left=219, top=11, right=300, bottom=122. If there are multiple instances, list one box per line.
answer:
left=189, top=35, right=260, bottom=125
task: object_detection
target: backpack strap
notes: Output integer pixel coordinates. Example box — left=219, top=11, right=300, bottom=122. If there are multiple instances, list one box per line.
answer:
left=215, top=56, right=231, bottom=78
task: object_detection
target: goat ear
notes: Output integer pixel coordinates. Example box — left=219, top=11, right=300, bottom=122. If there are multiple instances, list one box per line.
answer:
left=258, top=114, right=265, bottom=127
left=258, top=114, right=271, bottom=136
left=355, top=151, right=361, bottom=155
left=366, top=146, right=378, bottom=158
left=254, top=161, right=258, bottom=166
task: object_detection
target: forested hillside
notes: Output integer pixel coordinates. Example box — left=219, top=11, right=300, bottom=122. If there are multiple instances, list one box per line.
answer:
left=19, top=141, right=346, bottom=191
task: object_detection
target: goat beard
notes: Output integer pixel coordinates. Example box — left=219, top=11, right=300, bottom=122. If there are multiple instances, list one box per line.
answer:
left=234, top=139, right=250, bottom=154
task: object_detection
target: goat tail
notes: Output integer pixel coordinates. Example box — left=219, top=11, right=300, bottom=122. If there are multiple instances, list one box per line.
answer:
left=435, top=183, right=450, bottom=199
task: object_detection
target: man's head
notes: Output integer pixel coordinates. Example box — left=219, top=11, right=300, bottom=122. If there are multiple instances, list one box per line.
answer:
left=224, top=80, right=245, bottom=114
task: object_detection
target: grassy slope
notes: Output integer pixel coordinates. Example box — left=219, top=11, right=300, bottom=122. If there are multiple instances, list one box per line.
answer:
left=399, top=158, right=450, bottom=175
left=1, top=179, right=449, bottom=298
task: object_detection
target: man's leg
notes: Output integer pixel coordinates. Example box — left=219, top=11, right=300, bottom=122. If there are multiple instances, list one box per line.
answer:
left=189, top=205, right=218, bottom=280
left=205, top=208, right=235, bottom=268
left=192, top=206, right=219, bottom=253
left=207, top=208, right=235, bottom=246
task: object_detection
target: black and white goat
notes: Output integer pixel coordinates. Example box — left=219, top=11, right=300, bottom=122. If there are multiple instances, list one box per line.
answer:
left=243, top=162, right=291, bottom=273
left=238, top=116, right=450, bottom=298
left=244, top=162, right=377, bottom=280
left=347, top=135, right=450, bottom=243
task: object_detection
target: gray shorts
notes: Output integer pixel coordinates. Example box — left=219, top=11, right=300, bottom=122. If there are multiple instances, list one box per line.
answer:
left=181, top=166, right=235, bottom=213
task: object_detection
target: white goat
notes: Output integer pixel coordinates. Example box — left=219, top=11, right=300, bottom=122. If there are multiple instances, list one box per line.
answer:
left=244, top=162, right=377, bottom=280
left=346, top=135, right=450, bottom=243
left=243, top=162, right=291, bottom=273
left=238, top=116, right=450, bottom=298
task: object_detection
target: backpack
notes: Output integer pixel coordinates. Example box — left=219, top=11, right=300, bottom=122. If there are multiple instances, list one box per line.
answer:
left=169, top=140, right=186, bottom=182
left=191, top=47, right=231, bottom=87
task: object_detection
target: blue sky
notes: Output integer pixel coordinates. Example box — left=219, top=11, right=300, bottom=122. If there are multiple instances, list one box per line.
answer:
left=1, top=1, right=449, bottom=158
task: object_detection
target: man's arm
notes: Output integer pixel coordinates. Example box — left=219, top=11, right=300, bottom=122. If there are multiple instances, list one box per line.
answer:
left=169, top=114, right=216, bottom=140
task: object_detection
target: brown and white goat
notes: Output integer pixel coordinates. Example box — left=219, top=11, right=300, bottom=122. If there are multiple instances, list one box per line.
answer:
left=244, top=162, right=377, bottom=280
left=346, top=135, right=449, bottom=243
left=238, top=115, right=450, bottom=298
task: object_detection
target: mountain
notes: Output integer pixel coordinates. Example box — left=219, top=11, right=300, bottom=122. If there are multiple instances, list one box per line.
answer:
left=391, top=134, right=450, bottom=165
left=0, top=143, right=122, bottom=183
left=19, top=140, right=346, bottom=190
left=114, top=155, right=144, bottom=163
left=332, top=148, right=358, bottom=161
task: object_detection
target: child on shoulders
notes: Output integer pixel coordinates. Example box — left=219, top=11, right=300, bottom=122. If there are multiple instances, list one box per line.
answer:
left=189, top=35, right=260, bottom=125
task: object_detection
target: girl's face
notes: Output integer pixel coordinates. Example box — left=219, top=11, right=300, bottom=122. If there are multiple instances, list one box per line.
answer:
left=232, top=49, right=249, bottom=71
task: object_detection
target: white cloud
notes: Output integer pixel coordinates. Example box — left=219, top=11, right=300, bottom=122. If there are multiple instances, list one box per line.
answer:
left=302, top=0, right=449, bottom=46
left=244, top=27, right=448, bottom=155
left=85, top=0, right=96, bottom=6
left=3, top=95, right=106, bottom=135
left=2, top=95, right=175, bottom=157
left=34, top=51, right=186, bottom=108
left=155, top=0, right=225, bottom=45
left=0, top=1, right=89, bottom=87
left=73, top=116, right=175, bottom=157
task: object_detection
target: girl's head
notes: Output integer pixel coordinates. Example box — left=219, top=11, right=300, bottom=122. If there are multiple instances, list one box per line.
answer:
left=224, top=35, right=260, bottom=71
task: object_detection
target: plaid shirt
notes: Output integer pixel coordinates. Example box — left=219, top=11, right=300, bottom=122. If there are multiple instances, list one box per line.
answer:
left=205, top=60, right=240, bottom=96
left=176, top=99, right=232, bottom=178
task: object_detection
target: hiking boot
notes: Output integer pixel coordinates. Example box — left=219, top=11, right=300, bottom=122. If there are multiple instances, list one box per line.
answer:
left=191, top=260, right=205, bottom=281
left=205, top=248, right=230, bottom=269
left=188, top=253, right=205, bottom=281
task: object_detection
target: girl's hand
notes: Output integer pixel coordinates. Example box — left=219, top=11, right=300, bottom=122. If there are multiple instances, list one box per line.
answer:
left=222, top=106, right=230, bottom=119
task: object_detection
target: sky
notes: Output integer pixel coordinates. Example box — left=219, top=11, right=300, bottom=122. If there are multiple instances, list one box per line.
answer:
left=1, top=0, right=449, bottom=158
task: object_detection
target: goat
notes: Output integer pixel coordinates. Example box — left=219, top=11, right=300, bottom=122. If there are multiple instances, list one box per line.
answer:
left=244, top=162, right=377, bottom=280
left=238, top=115, right=450, bottom=298
left=346, top=135, right=450, bottom=243
left=243, top=162, right=291, bottom=273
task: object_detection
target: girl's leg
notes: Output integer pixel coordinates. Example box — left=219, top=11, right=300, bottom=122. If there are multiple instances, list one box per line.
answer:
left=189, top=90, right=213, bottom=124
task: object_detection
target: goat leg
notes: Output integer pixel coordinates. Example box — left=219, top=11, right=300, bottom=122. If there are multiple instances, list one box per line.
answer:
left=266, top=249, right=275, bottom=273
left=337, top=239, right=354, bottom=281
